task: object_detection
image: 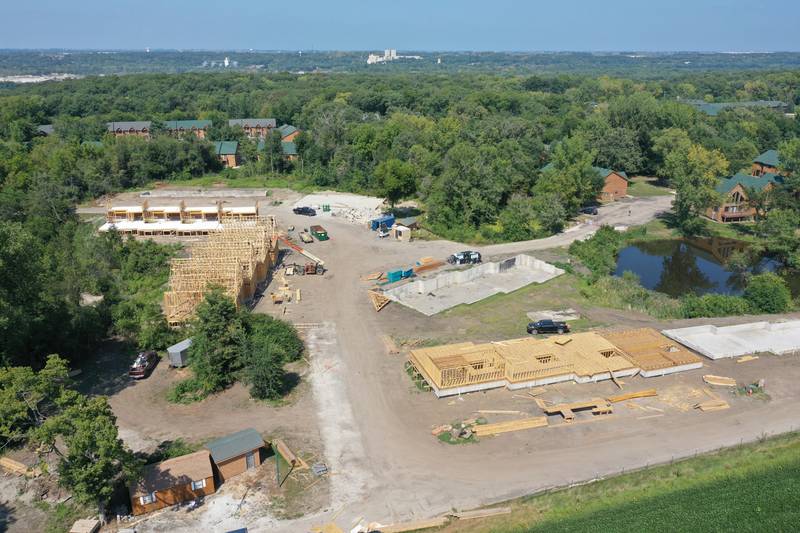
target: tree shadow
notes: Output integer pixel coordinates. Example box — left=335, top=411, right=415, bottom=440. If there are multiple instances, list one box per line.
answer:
left=74, top=338, right=142, bottom=397
left=280, top=372, right=300, bottom=396
left=0, top=501, right=15, bottom=533
left=389, top=206, right=422, bottom=218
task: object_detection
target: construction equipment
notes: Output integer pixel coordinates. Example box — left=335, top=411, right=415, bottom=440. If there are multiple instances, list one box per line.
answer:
left=278, top=236, right=325, bottom=268
left=299, top=231, right=314, bottom=243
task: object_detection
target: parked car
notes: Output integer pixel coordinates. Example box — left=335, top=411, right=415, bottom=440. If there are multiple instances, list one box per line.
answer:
left=447, top=251, right=482, bottom=265
left=293, top=206, right=316, bottom=216
left=580, top=206, right=598, bottom=215
left=129, top=351, right=159, bottom=379
left=527, top=320, right=570, bottom=335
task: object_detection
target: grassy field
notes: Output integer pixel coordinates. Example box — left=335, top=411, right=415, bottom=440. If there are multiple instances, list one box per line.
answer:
left=436, top=431, right=800, bottom=532
left=627, top=178, right=673, bottom=197
left=154, top=173, right=311, bottom=190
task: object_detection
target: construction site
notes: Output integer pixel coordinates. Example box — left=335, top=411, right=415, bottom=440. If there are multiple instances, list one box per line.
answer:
left=408, top=328, right=704, bottom=397
left=162, top=215, right=279, bottom=325
left=57, top=189, right=800, bottom=533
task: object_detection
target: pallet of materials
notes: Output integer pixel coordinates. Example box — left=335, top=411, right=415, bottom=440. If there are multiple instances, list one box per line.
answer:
left=703, top=375, right=737, bottom=387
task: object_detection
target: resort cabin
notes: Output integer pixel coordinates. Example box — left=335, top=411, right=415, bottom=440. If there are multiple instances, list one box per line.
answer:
left=277, top=124, right=299, bottom=141
left=36, top=124, right=54, bottom=136
left=595, top=167, right=630, bottom=202
left=107, top=121, right=152, bottom=138
left=205, top=428, right=264, bottom=482
left=214, top=141, right=239, bottom=168
left=163, top=119, right=212, bottom=139
left=751, top=149, right=780, bottom=177
left=708, top=172, right=783, bottom=223
left=542, top=163, right=629, bottom=202
left=281, top=141, right=298, bottom=161
left=228, top=118, right=276, bottom=139
left=129, top=450, right=216, bottom=515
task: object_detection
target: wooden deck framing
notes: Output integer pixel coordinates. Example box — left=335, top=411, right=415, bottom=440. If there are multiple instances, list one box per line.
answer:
left=163, top=216, right=278, bottom=326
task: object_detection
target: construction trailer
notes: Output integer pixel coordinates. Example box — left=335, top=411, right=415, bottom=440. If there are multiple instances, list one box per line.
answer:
left=163, top=216, right=278, bottom=326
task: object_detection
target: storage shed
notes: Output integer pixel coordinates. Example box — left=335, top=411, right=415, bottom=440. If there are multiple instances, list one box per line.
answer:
left=205, top=428, right=264, bottom=482
left=167, top=338, right=192, bottom=367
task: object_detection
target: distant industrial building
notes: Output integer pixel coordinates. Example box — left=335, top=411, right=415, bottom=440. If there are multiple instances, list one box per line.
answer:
left=367, top=49, right=423, bottom=65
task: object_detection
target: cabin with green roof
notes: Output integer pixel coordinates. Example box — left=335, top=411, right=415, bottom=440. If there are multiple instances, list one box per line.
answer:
left=752, top=149, right=780, bottom=176
left=277, top=124, right=299, bottom=141
left=163, top=119, right=212, bottom=139
left=707, top=171, right=783, bottom=223
left=541, top=163, right=630, bottom=202
left=213, top=141, right=239, bottom=168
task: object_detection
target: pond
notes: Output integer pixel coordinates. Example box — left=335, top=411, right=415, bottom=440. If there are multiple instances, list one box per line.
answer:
left=614, top=238, right=782, bottom=297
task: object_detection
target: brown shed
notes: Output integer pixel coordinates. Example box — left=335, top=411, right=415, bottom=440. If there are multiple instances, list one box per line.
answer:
left=596, top=168, right=629, bottom=202
left=129, top=450, right=215, bottom=516
left=205, top=428, right=264, bottom=482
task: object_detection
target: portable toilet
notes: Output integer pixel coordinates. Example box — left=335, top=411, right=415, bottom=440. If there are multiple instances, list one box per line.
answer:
left=167, top=338, right=192, bottom=367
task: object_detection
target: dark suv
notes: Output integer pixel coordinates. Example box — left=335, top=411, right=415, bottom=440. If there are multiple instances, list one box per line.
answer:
left=527, top=320, right=569, bottom=335
left=292, top=206, right=316, bottom=216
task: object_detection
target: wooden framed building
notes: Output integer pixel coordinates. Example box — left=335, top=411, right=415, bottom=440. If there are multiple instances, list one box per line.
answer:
left=751, top=149, right=780, bottom=177
left=163, top=119, right=212, bottom=139
left=600, top=328, right=703, bottom=377
left=205, top=428, right=265, bottom=482
left=707, top=172, right=783, bottom=223
left=228, top=118, right=276, bottom=139
left=214, top=141, right=239, bottom=167
left=277, top=124, right=299, bottom=141
left=129, top=450, right=215, bottom=515
left=107, top=121, right=152, bottom=138
left=594, top=167, right=630, bottom=202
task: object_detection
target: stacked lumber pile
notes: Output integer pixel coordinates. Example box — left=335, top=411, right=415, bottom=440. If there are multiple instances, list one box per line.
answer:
left=474, top=416, right=548, bottom=436
left=695, top=399, right=730, bottom=412
left=607, top=389, right=657, bottom=403
left=0, top=457, right=41, bottom=477
left=703, top=375, right=737, bottom=387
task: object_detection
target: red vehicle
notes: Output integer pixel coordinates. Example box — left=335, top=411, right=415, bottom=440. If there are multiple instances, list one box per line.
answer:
left=129, top=351, right=159, bottom=379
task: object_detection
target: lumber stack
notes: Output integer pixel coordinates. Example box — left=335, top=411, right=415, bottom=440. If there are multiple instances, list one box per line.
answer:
left=607, top=389, right=657, bottom=403
left=474, top=416, right=548, bottom=436
left=375, top=517, right=449, bottom=533
left=695, top=399, right=730, bottom=412
left=703, top=375, right=737, bottom=387
left=542, top=398, right=613, bottom=421
left=0, top=457, right=41, bottom=477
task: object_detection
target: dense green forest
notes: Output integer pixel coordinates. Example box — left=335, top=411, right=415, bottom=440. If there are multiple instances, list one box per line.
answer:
left=2, top=50, right=800, bottom=76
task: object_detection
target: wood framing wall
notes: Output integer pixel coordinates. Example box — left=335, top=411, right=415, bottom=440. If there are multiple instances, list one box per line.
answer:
left=163, top=216, right=278, bottom=326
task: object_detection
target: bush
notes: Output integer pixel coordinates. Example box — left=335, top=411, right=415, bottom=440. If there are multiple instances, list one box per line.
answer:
left=569, top=226, right=626, bottom=280
left=167, top=377, right=208, bottom=404
left=579, top=274, right=683, bottom=319
left=681, top=294, right=752, bottom=318
left=744, top=272, right=792, bottom=313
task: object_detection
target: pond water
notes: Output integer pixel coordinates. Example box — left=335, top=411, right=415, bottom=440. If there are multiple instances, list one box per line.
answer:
left=614, top=238, right=782, bottom=297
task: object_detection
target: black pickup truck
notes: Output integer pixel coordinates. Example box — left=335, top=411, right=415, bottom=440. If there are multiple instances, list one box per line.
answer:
left=527, top=319, right=570, bottom=335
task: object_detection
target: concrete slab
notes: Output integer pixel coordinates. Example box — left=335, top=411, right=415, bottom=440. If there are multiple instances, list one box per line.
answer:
left=662, top=320, right=800, bottom=360
left=385, top=254, right=564, bottom=316
left=293, top=192, right=385, bottom=224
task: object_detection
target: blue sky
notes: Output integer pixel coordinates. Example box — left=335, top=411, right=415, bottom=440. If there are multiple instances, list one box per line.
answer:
left=2, top=0, right=799, bottom=51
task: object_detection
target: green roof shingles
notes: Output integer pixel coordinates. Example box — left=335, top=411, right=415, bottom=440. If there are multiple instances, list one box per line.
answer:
left=715, top=172, right=783, bottom=195
left=753, top=149, right=780, bottom=168
left=214, top=141, right=238, bottom=156
left=205, top=428, right=263, bottom=463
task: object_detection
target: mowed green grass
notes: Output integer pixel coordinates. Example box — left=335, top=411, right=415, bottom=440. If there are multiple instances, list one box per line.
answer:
left=627, top=178, right=673, bottom=197
left=437, top=432, right=800, bottom=533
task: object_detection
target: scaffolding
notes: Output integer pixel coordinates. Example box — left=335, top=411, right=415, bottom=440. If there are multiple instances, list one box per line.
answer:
left=163, top=216, right=278, bottom=326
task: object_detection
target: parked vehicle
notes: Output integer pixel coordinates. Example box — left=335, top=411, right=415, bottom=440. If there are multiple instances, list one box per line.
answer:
left=580, top=206, right=598, bottom=215
left=527, top=320, right=570, bottom=335
left=129, top=351, right=159, bottom=378
left=305, top=262, right=325, bottom=275
left=310, top=225, right=329, bottom=241
left=299, top=231, right=313, bottom=243
left=447, top=251, right=482, bottom=265
left=293, top=206, right=316, bottom=216
left=377, top=228, right=390, bottom=238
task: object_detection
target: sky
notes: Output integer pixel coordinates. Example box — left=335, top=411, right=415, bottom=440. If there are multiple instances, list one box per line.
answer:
left=2, top=0, right=799, bottom=52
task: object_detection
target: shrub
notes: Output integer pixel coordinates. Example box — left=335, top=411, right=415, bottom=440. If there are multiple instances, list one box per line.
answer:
left=569, top=226, right=626, bottom=279
left=681, top=294, right=752, bottom=318
left=167, top=377, right=208, bottom=404
left=744, top=272, right=792, bottom=313
left=579, top=274, right=683, bottom=319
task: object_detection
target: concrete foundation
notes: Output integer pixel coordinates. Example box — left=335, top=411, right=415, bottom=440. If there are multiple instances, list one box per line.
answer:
left=662, top=320, right=800, bottom=360
left=386, top=254, right=564, bottom=316
left=293, top=192, right=384, bottom=224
